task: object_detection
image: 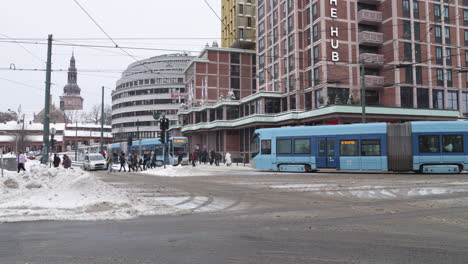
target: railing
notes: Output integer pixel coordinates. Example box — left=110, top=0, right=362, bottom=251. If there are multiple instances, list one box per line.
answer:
left=359, top=31, right=384, bottom=45
left=357, top=9, right=382, bottom=24
left=364, top=75, right=385, bottom=87
left=359, top=53, right=384, bottom=66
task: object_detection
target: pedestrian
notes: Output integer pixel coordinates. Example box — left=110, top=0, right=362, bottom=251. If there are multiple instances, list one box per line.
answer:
left=202, top=149, right=208, bottom=164
left=210, top=150, right=215, bottom=165
left=225, top=152, right=232, bottom=166
left=215, top=152, right=221, bottom=166
left=191, top=152, right=196, bottom=167
left=119, top=152, right=126, bottom=172
left=150, top=151, right=156, bottom=168
left=53, top=154, right=61, bottom=168
left=113, top=151, right=118, bottom=165
left=127, top=153, right=134, bottom=172
left=177, top=153, right=183, bottom=165
left=16, top=151, right=27, bottom=173
left=106, top=154, right=114, bottom=173
left=62, top=154, right=71, bottom=169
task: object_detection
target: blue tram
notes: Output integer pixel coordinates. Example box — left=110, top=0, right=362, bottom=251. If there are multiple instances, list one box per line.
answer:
left=251, top=121, right=468, bottom=173
left=110, top=136, right=189, bottom=165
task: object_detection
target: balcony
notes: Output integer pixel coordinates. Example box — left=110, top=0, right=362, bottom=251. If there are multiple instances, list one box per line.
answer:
left=359, top=53, right=384, bottom=67
left=358, top=10, right=382, bottom=25
left=364, top=75, right=385, bottom=88
left=359, top=31, right=384, bottom=46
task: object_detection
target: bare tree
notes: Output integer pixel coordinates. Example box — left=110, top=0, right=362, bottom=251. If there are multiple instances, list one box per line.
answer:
left=84, top=104, right=112, bottom=125
left=0, top=111, right=17, bottom=123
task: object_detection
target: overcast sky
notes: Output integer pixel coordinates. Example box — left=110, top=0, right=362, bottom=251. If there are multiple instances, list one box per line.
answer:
left=0, top=0, right=221, bottom=118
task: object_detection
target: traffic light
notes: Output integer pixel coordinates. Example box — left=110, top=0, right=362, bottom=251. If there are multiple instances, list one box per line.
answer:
left=50, top=135, right=55, bottom=150
left=160, top=131, right=166, bottom=144
left=159, top=117, right=169, bottom=131
left=127, top=136, right=133, bottom=146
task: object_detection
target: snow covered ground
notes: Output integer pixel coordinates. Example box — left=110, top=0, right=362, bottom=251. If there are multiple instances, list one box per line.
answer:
left=139, top=163, right=253, bottom=177
left=0, top=161, right=177, bottom=222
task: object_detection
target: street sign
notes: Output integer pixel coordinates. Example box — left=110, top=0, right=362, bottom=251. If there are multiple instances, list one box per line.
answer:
left=153, top=113, right=160, bottom=120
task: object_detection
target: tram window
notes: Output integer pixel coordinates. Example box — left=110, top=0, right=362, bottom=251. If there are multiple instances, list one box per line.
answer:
left=361, top=139, right=381, bottom=156
left=442, top=135, right=464, bottom=153
left=277, top=139, right=292, bottom=154
left=340, top=140, right=358, bottom=156
left=261, top=140, right=271, bottom=154
left=318, top=140, right=326, bottom=156
left=418, top=135, right=440, bottom=153
left=294, top=139, right=310, bottom=154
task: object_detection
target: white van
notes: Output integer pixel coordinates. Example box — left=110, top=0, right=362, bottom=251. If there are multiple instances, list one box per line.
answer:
left=82, top=153, right=106, bottom=171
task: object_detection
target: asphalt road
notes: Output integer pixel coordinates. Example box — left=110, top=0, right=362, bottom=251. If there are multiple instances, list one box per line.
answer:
left=1, top=169, right=468, bottom=263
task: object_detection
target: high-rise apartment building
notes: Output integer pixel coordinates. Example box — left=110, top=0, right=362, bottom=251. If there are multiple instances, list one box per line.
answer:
left=258, top=0, right=468, bottom=116
left=222, top=0, right=257, bottom=49
left=111, top=54, right=194, bottom=142
left=178, top=0, right=463, bottom=159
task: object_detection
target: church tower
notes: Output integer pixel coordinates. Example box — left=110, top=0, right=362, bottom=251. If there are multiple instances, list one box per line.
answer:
left=60, top=52, right=84, bottom=110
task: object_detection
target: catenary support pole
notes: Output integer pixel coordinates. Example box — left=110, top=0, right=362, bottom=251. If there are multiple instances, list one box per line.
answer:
left=41, top=34, right=53, bottom=164
left=360, top=61, right=367, bottom=124
left=75, top=121, right=78, bottom=161
left=100, top=86, right=104, bottom=152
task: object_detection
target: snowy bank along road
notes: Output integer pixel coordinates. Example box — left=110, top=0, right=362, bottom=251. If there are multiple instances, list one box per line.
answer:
left=2, top=164, right=468, bottom=263
left=2, top=161, right=468, bottom=222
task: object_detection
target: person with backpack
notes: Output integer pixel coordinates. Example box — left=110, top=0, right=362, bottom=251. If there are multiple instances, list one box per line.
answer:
left=53, top=154, right=61, bottom=168
left=119, top=152, right=126, bottom=172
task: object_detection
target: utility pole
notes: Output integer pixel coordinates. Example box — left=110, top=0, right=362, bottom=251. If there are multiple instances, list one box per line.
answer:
left=100, top=86, right=104, bottom=152
left=41, top=34, right=53, bottom=164
left=360, top=61, right=367, bottom=124
left=75, top=121, right=78, bottom=161
left=20, top=114, right=25, bottom=153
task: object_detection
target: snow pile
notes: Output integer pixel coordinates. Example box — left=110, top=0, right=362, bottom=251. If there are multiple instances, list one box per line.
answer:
left=141, top=163, right=254, bottom=177
left=0, top=164, right=145, bottom=222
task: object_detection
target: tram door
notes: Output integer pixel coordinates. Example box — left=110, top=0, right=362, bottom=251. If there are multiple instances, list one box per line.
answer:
left=317, top=137, right=338, bottom=168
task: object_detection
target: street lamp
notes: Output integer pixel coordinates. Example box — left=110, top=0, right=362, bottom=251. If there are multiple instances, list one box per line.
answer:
left=50, top=127, right=56, bottom=154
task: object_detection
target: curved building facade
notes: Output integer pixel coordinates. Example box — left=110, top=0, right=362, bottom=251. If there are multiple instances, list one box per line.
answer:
left=111, top=53, right=194, bottom=141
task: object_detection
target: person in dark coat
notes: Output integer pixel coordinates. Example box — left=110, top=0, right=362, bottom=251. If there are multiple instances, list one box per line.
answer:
left=119, top=152, right=126, bottom=172
left=53, top=154, right=61, bottom=168
left=62, top=154, right=72, bottom=169
left=210, top=150, right=215, bottom=165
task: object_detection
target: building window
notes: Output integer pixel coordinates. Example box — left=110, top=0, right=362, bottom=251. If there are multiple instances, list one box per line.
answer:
left=313, top=23, right=319, bottom=42
left=413, top=0, right=419, bottom=18
left=414, top=22, right=420, bottom=40
left=258, top=5, right=264, bottom=18
left=259, top=71, right=265, bottom=86
left=447, top=70, right=453, bottom=87
left=288, top=15, right=294, bottom=33
left=462, top=93, right=468, bottom=116
left=405, top=66, right=413, bottom=84
left=288, top=75, right=295, bottom=91
left=259, top=22, right=265, bottom=36
left=288, top=55, right=294, bottom=72
left=314, top=67, right=320, bottom=86
left=443, top=6, right=450, bottom=23
left=247, top=17, right=252, bottom=27
left=417, top=88, right=429, bottom=108
left=239, top=4, right=244, bottom=14
left=403, top=0, right=410, bottom=17
left=306, top=7, right=311, bottom=25
left=433, top=90, right=444, bottom=109
left=231, top=52, right=240, bottom=64
left=415, top=44, right=421, bottom=63
left=447, top=91, right=458, bottom=110
left=445, top=27, right=451, bottom=44
left=446, top=48, right=452, bottom=65
left=288, top=34, right=294, bottom=52
left=403, top=21, right=411, bottom=40
left=434, top=4, right=441, bottom=21
left=315, top=88, right=323, bottom=107
left=328, top=88, right=349, bottom=105
left=312, top=3, right=318, bottom=21
left=435, top=25, right=442, bottom=43
left=401, top=87, right=413, bottom=107
left=313, top=45, right=319, bottom=64
left=305, top=92, right=312, bottom=110
left=465, top=50, right=468, bottom=66
left=465, top=30, right=468, bottom=46
left=436, top=69, right=444, bottom=86
left=436, top=47, right=443, bottom=65
left=415, top=66, right=423, bottom=85
left=404, top=43, right=412, bottom=61
left=259, top=38, right=265, bottom=51
left=238, top=28, right=244, bottom=39
left=231, top=65, right=240, bottom=76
